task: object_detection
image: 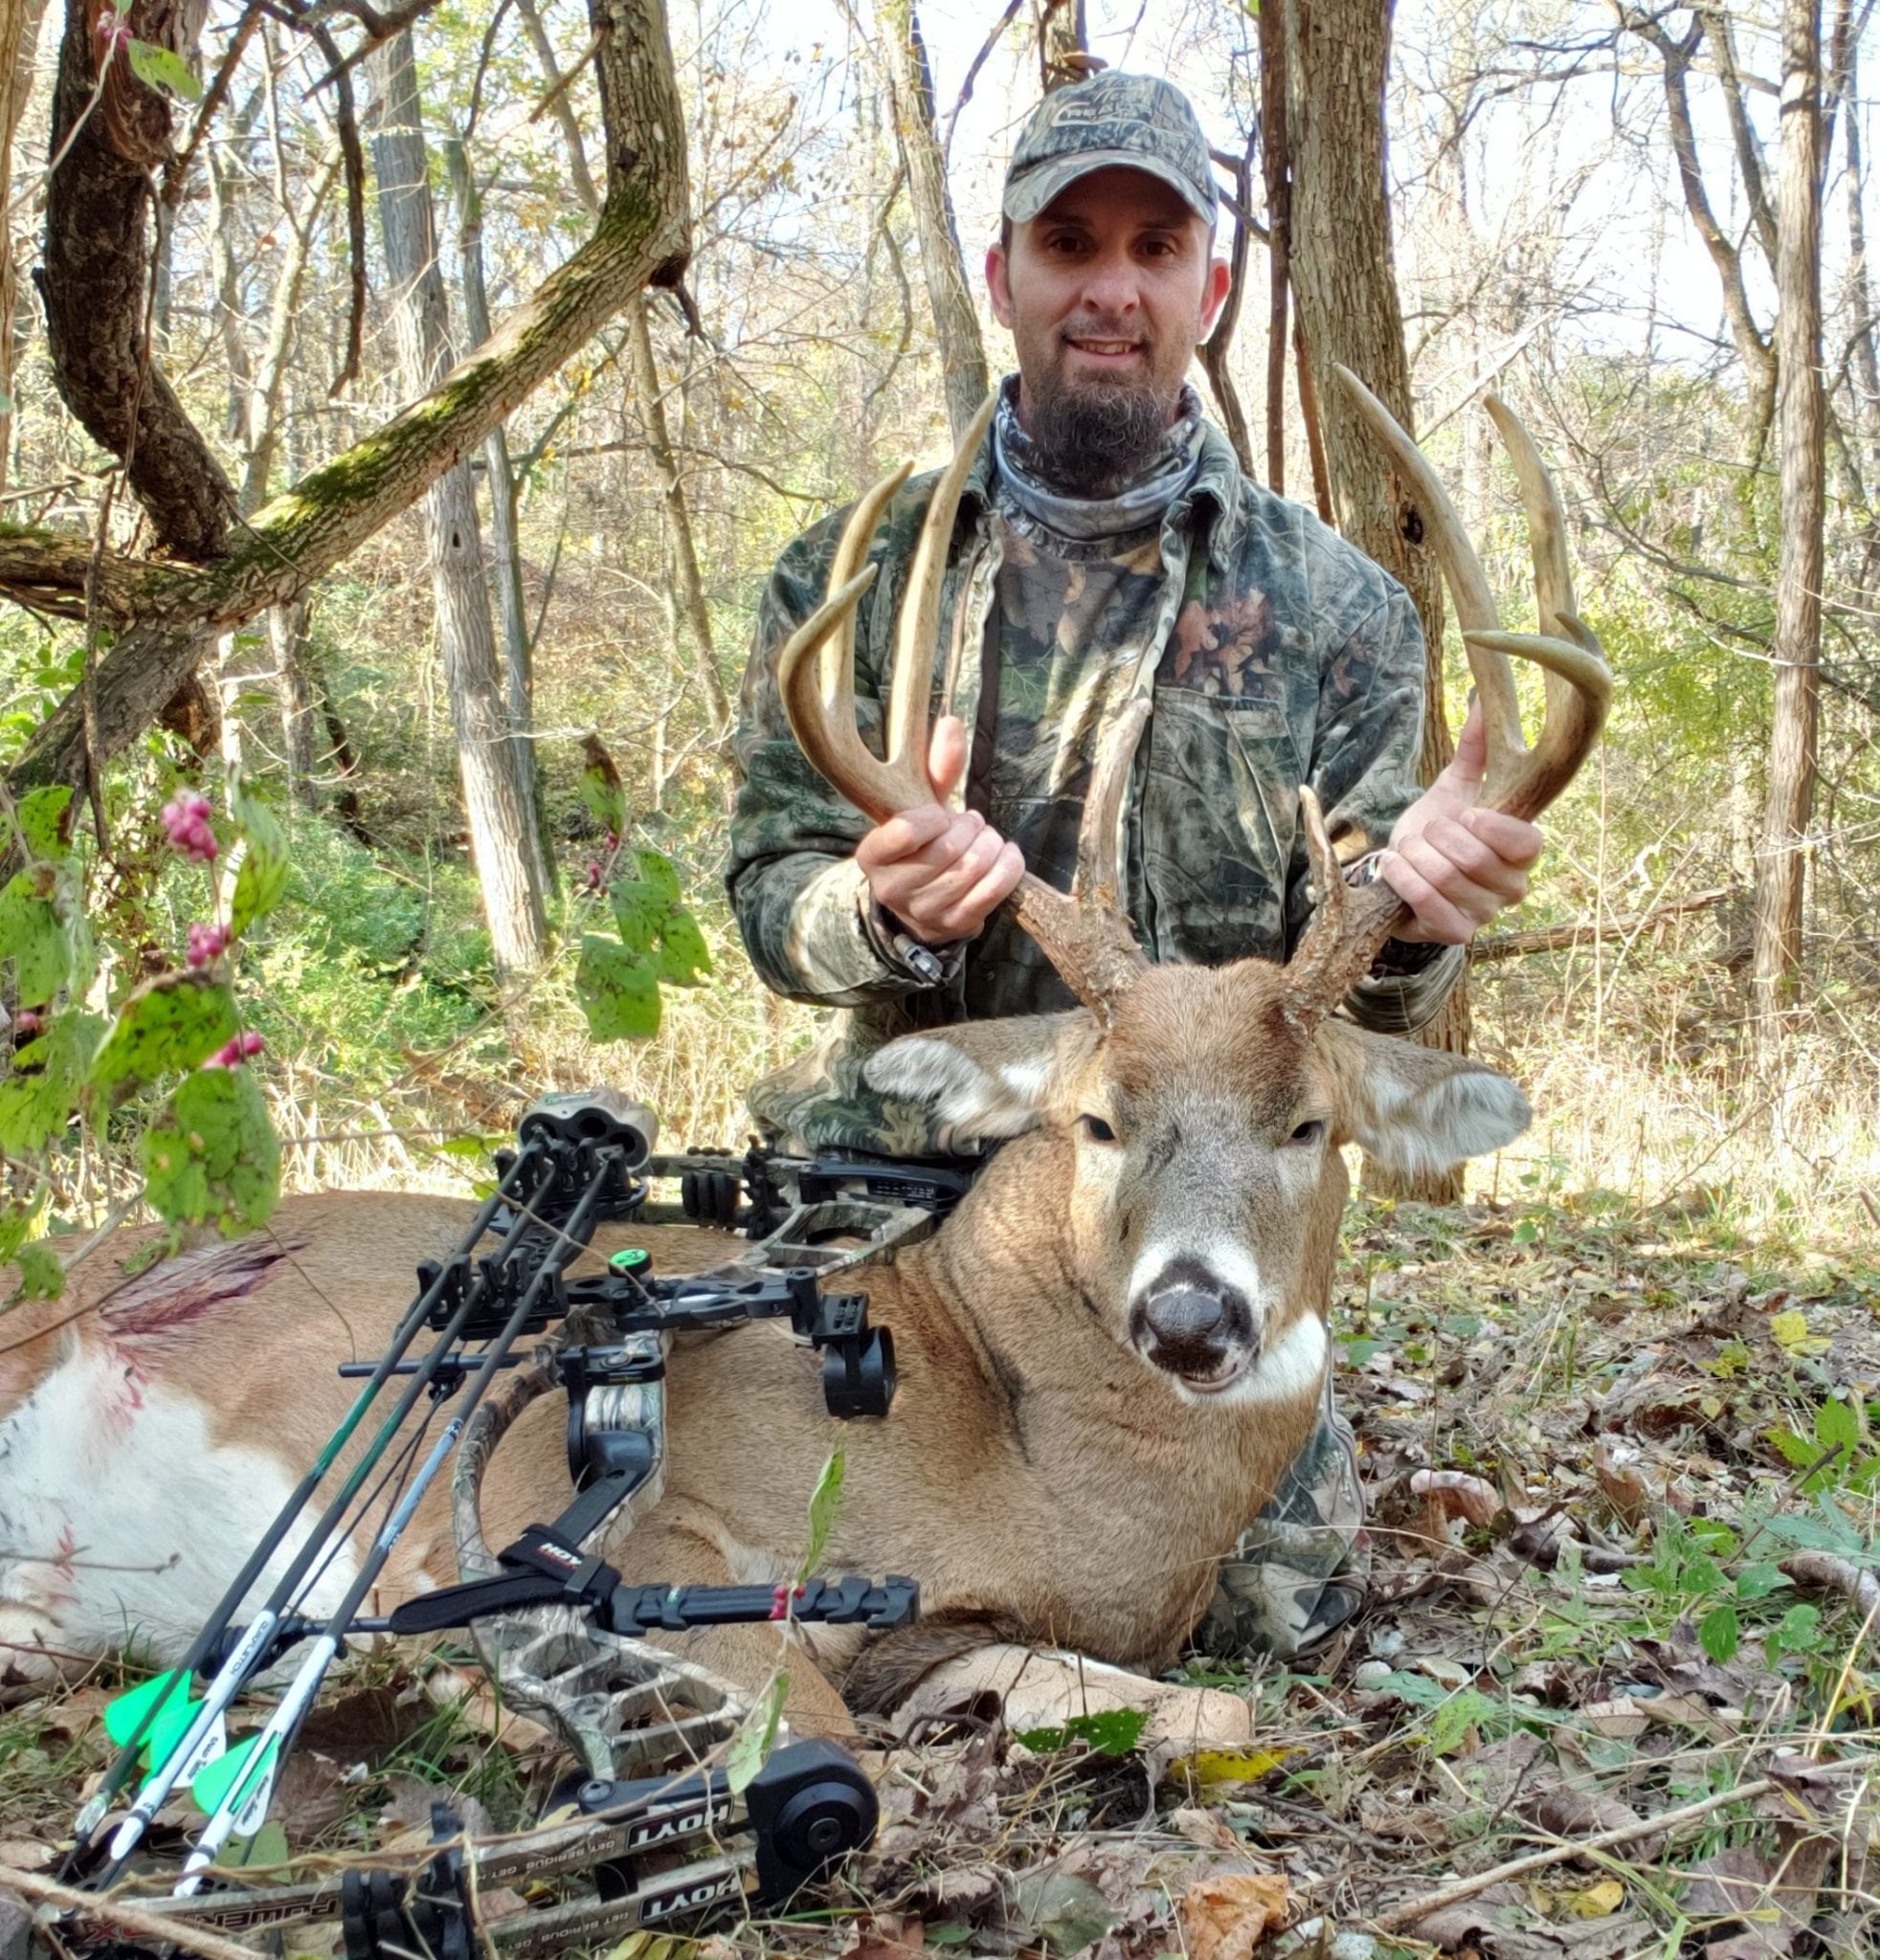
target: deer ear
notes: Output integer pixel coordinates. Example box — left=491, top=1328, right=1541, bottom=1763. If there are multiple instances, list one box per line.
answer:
left=1320, top=1020, right=1532, bottom=1175
left=865, top=1011, right=1098, bottom=1146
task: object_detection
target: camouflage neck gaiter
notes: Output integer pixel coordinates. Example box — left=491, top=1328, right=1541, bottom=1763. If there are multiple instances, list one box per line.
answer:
left=993, top=372, right=1205, bottom=543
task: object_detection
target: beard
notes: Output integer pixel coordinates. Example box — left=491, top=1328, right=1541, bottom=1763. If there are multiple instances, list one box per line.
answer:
left=1023, top=328, right=1185, bottom=498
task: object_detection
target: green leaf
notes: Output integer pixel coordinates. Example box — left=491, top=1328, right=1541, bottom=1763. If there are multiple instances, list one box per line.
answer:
left=726, top=1673, right=788, bottom=1795
left=0, top=870, right=68, bottom=1005
left=652, top=906, right=712, bottom=987
left=1017, top=1708, right=1150, bottom=1757
left=142, top=1064, right=280, bottom=1236
left=0, top=1011, right=101, bottom=1154
left=89, top=972, right=237, bottom=1095
left=578, top=732, right=627, bottom=835
left=13, top=1240, right=61, bottom=1301
left=636, top=850, right=681, bottom=902
left=125, top=38, right=203, bottom=100
left=575, top=935, right=660, bottom=1042
left=1698, top=1603, right=1740, bottom=1662
left=1817, top=1396, right=1861, bottom=1455
left=1427, top=1688, right=1498, bottom=1756
left=225, top=1819, right=289, bottom=1871
left=1767, top=1602, right=1824, bottom=1666
left=1737, top=1562, right=1791, bottom=1600
left=228, top=777, right=289, bottom=939
left=608, top=880, right=667, bottom=956
left=15, top=786, right=72, bottom=861
left=798, top=1446, right=844, bottom=1582
left=0, top=1194, right=45, bottom=1264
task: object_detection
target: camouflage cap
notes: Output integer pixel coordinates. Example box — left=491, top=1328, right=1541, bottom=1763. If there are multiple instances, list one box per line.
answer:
left=1003, top=72, right=1218, bottom=227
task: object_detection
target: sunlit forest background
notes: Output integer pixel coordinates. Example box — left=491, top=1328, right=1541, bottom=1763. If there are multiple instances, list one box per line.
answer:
left=1, top=0, right=1873, bottom=1257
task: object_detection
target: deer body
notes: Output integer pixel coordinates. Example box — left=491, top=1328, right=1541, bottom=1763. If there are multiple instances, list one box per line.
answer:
left=0, top=382, right=1607, bottom=1747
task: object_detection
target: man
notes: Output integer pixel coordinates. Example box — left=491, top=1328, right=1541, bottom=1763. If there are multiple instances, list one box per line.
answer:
left=726, top=73, right=1541, bottom=1659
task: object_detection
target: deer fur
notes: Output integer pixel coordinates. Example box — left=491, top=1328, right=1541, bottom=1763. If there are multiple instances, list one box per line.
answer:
left=0, top=986, right=1526, bottom=1741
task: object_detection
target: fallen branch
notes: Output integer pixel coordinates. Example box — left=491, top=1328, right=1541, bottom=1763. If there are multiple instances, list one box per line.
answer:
left=1367, top=1774, right=1777, bottom=1933
left=1781, top=1549, right=1880, bottom=1615
left=1468, top=887, right=1733, bottom=963
left=0, top=1862, right=264, bottom=1960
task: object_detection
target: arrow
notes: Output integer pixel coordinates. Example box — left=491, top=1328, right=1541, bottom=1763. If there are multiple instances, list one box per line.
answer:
left=71, top=1149, right=548, bottom=1858
left=177, top=1147, right=616, bottom=1884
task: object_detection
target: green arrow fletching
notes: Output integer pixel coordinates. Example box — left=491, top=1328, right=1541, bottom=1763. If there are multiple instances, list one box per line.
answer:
left=190, top=1730, right=270, bottom=1816
left=105, top=1671, right=195, bottom=1761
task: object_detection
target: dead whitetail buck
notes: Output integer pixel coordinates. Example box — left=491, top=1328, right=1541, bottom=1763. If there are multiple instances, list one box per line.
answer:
left=0, top=377, right=1607, bottom=1752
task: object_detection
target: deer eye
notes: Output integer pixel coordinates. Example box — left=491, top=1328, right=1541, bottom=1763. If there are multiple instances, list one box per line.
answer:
left=1287, top=1119, right=1326, bottom=1147
left=1079, top=1114, right=1118, bottom=1143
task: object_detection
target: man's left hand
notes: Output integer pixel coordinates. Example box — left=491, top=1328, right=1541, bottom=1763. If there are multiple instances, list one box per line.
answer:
left=1377, top=701, right=1543, bottom=945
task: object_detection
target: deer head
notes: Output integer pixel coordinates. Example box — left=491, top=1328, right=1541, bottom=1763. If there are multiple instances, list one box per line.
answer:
left=775, top=379, right=1611, bottom=1403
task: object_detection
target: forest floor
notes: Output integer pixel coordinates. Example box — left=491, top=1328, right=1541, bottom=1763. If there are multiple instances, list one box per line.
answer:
left=6, top=1184, right=1880, bottom=1960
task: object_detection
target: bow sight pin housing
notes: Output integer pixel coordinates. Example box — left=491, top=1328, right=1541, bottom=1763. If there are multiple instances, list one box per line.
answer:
left=518, top=1089, right=659, bottom=1167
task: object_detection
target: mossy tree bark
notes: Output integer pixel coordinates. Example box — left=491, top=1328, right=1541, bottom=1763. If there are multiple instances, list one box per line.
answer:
left=10, top=0, right=691, bottom=805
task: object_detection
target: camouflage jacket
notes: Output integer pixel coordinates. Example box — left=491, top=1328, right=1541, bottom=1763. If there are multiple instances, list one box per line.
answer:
left=727, top=414, right=1464, bottom=1153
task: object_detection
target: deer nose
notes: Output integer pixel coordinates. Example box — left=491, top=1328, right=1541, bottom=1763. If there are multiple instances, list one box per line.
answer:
left=1144, top=1288, right=1225, bottom=1343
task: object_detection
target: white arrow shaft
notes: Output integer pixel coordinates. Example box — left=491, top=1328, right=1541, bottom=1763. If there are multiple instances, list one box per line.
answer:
left=174, top=1634, right=338, bottom=1892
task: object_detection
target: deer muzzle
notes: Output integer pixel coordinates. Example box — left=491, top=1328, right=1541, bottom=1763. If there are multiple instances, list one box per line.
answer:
left=1130, top=1258, right=1258, bottom=1394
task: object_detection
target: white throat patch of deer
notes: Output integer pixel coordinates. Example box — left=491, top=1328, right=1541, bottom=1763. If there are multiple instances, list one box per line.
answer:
left=0, top=384, right=1608, bottom=1752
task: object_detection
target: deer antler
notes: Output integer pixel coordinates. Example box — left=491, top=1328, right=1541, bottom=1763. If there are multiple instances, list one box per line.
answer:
left=1281, top=371, right=1614, bottom=1024
left=775, top=394, right=1150, bottom=1020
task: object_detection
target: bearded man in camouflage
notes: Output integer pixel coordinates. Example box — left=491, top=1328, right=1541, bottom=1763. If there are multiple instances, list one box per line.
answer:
left=725, top=74, right=1544, bottom=1660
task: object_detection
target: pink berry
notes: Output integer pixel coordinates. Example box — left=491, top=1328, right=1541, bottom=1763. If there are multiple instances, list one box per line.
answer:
left=586, top=859, right=603, bottom=890
left=202, top=1031, right=264, bottom=1070
left=14, top=1009, right=41, bottom=1036
left=186, top=922, right=230, bottom=969
left=161, top=794, right=220, bottom=864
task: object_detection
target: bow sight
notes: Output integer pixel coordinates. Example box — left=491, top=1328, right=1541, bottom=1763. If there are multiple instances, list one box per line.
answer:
left=56, top=1090, right=967, bottom=1957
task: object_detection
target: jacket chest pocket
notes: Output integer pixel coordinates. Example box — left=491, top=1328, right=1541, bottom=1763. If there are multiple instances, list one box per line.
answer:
left=1133, top=688, right=1306, bottom=967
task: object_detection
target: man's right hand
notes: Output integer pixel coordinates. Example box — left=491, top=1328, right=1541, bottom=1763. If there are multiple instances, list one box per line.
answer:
left=855, top=713, right=1026, bottom=944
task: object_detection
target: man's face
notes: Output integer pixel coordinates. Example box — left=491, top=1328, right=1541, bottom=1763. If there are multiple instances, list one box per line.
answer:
left=986, top=167, right=1230, bottom=494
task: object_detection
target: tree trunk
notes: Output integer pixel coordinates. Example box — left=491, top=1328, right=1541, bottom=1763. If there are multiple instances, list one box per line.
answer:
left=624, top=291, right=730, bottom=737
left=1752, top=0, right=1826, bottom=1043
left=0, top=0, right=49, bottom=493
left=11, top=0, right=691, bottom=804
left=1258, top=0, right=1292, bottom=494
left=443, top=132, right=556, bottom=900
left=1039, top=0, right=1093, bottom=88
left=272, top=597, right=320, bottom=807
left=371, top=30, right=547, bottom=976
left=42, top=0, right=236, bottom=558
left=879, top=0, right=990, bottom=444
left=1287, top=0, right=1467, bottom=1203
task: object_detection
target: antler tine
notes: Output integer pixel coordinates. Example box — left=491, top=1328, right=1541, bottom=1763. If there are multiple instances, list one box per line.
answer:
left=1279, top=372, right=1615, bottom=1025
left=1279, top=787, right=1412, bottom=1026
left=1334, top=367, right=1525, bottom=768
left=1013, top=695, right=1153, bottom=1021
left=1075, top=695, right=1152, bottom=911
left=1477, top=396, right=1612, bottom=821
left=886, top=393, right=998, bottom=776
